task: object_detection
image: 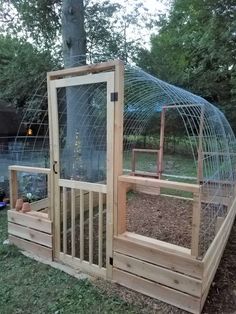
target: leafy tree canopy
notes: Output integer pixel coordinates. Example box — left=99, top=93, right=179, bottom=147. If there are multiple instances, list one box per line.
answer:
left=137, top=0, right=236, bottom=129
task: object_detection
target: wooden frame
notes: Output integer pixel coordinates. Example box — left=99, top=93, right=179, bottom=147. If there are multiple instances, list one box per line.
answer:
left=47, top=60, right=124, bottom=279
left=9, top=165, right=51, bottom=218
left=7, top=61, right=236, bottom=314
left=131, top=148, right=159, bottom=178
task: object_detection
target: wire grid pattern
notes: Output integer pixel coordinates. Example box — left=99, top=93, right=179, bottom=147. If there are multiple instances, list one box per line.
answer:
left=8, top=59, right=236, bottom=257
left=57, top=83, right=107, bottom=182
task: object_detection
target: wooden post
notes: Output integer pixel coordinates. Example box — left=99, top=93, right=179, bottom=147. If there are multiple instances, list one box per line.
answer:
left=159, top=108, right=166, bottom=178
left=9, top=169, right=18, bottom=209
left=117, top=181, right=127, bottom=234
left=197, top=106, right=205, bottom=183
left=191, top=189, right=201, bottom=257
left=113, top=60, right=124, bottom=236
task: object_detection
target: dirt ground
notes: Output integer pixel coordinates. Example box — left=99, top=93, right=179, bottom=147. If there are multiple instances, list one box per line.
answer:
left=94, top=221, right=236, bottom=313
left=126, top=192, right=193, bottom=248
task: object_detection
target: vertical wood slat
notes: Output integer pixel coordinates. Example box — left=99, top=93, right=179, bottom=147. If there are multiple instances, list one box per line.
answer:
left=89, top=191, right=93, bottom=264
left=80, top=189, right=84, bottom=261
left=9, top=170, right=18, bottom=209
left=131, top=149, right=136, bottom=173
left=47, top=173, right=52, bottom=220
left=197, top=106, right=205, bottom=183
left=159, top=108, right=166, bottom=178
left=63, top=187, right=67, bottom=254
left=191, top=190, right=201, bottom=257
left=71, top=188, right=75, bottom=257
left=117, top=182, right=127, bottom=234
left=98, top=192, right=103, bottom=268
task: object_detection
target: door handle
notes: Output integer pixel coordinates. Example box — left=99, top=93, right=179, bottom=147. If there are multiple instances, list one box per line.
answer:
left=53, top=161, right=58, bottom=174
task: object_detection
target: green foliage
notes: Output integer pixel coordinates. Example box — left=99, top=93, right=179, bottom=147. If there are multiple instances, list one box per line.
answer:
left=0, top=35, right=54, bottom=108
left=0, top=209, right=137, bottom=314
left=137, top=0, right=236, bottom=130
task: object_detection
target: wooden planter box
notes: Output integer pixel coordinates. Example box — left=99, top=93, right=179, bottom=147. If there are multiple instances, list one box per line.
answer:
left=8, top=209, right=53, bottom=260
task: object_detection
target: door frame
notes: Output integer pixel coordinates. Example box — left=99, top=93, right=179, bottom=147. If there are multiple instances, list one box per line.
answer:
left=47, top=60, right=124, bottom=279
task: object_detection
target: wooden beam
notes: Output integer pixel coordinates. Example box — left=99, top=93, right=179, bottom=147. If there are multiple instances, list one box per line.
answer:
left=59, top=179, right=107, bottom=193
left=9, top=235, right=52, bottom=260
left=53, top=71, right=115, bottom=89
left=113, top=252, right=202, bottom=297
left=59, top=252, right=106, bottom=278
left=117, top=182, right=128, bottom=234
left=113, top=269, right=201, bottom=314
left=114, top=234, right=203, bottom=279
left=30, top=198, right=49, bottom=212
left=113, top=60, right=124, bottom=237
left=89, top=191, right=93, bottom=265
left=159, top=108, right=165, bottom=177
left=8, top=222, right=52, bottom=248
left=191, top=191, right=201, bottom=257
left=9, top=169, right=18, bottom=209
left=118, top=175, right=200, bottom=193
left=8, top=210, right=52, bottom=234
left=80, top=189, right=84, bottom=261
left=132, top=149, right=159, bottom=153
left=47, top=60, right=118, bottom=80
left=122, top=232, right=191, bottom=256
left=197, top=106, right=205, bottom=183
left=98, top=192, right=103, bottom=268
left=9, top=165, right=51, bottom=174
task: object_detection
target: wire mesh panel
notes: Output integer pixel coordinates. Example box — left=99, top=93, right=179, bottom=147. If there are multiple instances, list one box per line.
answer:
left=12, top=60, right=236, bottom=260
left=57, top=82, right=107, bottom=182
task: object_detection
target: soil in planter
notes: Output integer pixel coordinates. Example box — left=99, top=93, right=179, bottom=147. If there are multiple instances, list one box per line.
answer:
left=126, top=192, right=193, bottom=248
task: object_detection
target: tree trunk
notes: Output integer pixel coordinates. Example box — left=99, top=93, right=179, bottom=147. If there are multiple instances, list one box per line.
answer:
left=61, top=0, right=89, bottom=180
left=62, top=0, right=86, bottom=67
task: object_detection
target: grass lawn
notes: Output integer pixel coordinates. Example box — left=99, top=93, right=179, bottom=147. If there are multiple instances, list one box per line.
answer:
left=0, top=209, right=137, bottom=314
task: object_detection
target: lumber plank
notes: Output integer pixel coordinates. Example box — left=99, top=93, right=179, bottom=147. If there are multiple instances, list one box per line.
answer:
left=159, top=108, right=165, bottom=176
left=9, top=235, right=52, bottom=260
left=8, top=210, right=52, bottom=234
left=47, top=60, right=117, bottom=80
left=201, top=197, right=236, bottom=310
left=98, top=192, right=103, bottom=268
left=9, top=169, right=18, bottom=209
left=113, top=269, right=201, bottom=314
left=8, top=222, right=52, bottom=248
left=113, top=252, right=202, bottom=297
left=59, top=253, right=106, bottom=278
left=80, top=189, right=84, bottom=261
left=89, top=191, right=93, bottom=265
left=118, top=175, right=200, bottom=193
left=54, top=72, right=114, bottom=88
left=124, top=232, right=191, bottom=255
left=114, top=235, right=203, bottom=279
left=27, top=211, right=49, bottom=219
left=30, top=198, right=49, bottom=212
left=113, top=60, right=124, bottom=237
left=9, top=165, right=50, bottom=174
left=135, top=184, right=160, bottom=195
left=63, top=186, right=67, bottom=254
left=59, top=179, right=107, bottom=193
left=191, top=191, right=201, bottom=257
left=71, top=188, right=75, bottom=257
left=106, top=70, right=116, bottom=279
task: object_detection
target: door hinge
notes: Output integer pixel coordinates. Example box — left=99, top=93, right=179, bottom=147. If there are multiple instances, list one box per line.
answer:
left=109, top=257, right=113, bottom=265
left=111, top=92, right=118, bottom=102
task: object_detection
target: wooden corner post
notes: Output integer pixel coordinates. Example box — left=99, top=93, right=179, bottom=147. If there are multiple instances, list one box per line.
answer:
left=113, top=60, right=125, bottom=237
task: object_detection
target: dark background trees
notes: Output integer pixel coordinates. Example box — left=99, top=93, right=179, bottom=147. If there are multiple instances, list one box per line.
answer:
left=137, top=0, right=236, bottom=131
